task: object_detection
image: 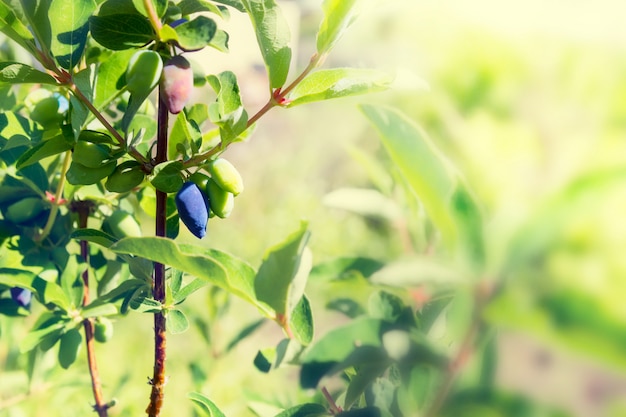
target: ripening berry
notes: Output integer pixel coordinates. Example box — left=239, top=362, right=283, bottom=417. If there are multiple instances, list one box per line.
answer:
left=175, top=182, right=209, bottom=239
left=161, top=55, right=193, bottom=114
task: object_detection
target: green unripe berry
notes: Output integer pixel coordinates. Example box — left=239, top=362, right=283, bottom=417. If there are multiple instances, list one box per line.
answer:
left=105, top=161, right=146, bottom=193
left=126, top=50, right=163, bottom=95
left=30, top=96, right=63, bottom=127
left=94, top=317, right=114, bottom=343
left=103, top=210, right=142, bottom=239
left=73, top=140, right=111, bottom=168
left=208, top=158, right=244, bottom=196
left=206, top=178, right=234, bottom=218
left=188, top=172, right=209, bottom=190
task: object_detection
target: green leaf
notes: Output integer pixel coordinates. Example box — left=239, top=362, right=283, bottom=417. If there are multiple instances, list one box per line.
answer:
left=289, top=294, right=313, bottom=345
left=174, top=15, right=217, bottom=51
left=189, top=392, right=227, bottom=417
left=254, top=222, right=311, bottom=318
left=110, top=237, right=269, bottom=314
left=94, top=49, right=135, bottom=111
left=274, top=403, right=328, bottom=417
left=20, top=316, right=66, bottom=353
left=33, top=277, right=71, bottom=311
left=344, top=362, right=389, bottom=409
left=206, top=71, right=248, bottom=144
left=316, top=0, right=360, bottom=56
left=89, top=13, right=155, bottom=50
left=168, top=309, right=190, bottom=334
left=168, top=111, right=201, bottom=160
left=0, top=2, right=37, bottom=54
left=286, top=68, right=392, bottom=107
left=241, top=0, right=291, bottom=89
left=20, top=0, right=52, bottom=54
left=150, top=161, right=184, bottom=193
left=360, top=104, right=485, bottom=270
left=173, top=278, right=208, bottom=304
left=309, top=256, right=384, bottom=282
left=323, top=187, right=402, bottom=222
left=368, top=291, right=405, bottom=323
left=16, top=131, right=74, bottom=169
left=70, top=228, right=118, bottom=248
left=369, top=258, right=461, bottom=287
left=66, top=160, right=117, bottom=185
left=58, top=327, right=82, bottom=369
left=223, top=318, right=265, bottom=353
left=81, top=302, right=118, bottom=318
left=300, top=317, right=384, bottom=388
left=212, top=0, right=245, bottom=13
left=132, top=0, right=167, bottom=17
left=59, top=255, right=85, bottom=308
left=178, top=0, right=226, bottom=18
left=49, top=0, right=97, bottom=69
left=0, top=62, right=57, bottom=84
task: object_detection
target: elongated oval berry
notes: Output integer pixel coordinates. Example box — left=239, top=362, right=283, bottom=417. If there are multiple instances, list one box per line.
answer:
left=161, top=55, right=193, bottom=114
left=175, top=181, right=209, bottom=239
left=10, top=287, right=32, bottom=309
left=126, top=50, right=163, bottom=95
left=206, top=178, right=234, bottom=218
left=208, top=158, right=244, bottom=195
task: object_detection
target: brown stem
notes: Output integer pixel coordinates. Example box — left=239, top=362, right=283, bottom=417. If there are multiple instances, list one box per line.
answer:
left=321, top=387, right=342, bottom=415
left=423, top=284, right=492, bottom=417
left=280, top=53, right=324, bottom=97
left=75, top=202, right=109, bottom=417
left=68, top=83, right=149, bottom=165
left=146, top=86, right=169, bottom=417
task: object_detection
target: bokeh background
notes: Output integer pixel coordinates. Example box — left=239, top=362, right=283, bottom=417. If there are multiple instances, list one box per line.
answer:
left=2, top=0, right=626, bottom=416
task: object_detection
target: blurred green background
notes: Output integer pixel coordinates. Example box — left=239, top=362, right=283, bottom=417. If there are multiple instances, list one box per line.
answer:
left=2, top=0, right=626, bottom=416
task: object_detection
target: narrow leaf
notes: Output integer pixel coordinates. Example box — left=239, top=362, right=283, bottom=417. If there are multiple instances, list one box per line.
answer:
left=16, top=131, right=74, bottom=169
left=58, top=327, right=82, bottom=369
left=70, top=228, right=118, bottom=248
left=361, top=104, right=485, bottom=269
left=189, top=392, right=227, bottom=417
left=0, top=2, right=37, bottom=53
left=241, top=0, right=291, bottom=89
left=286, top=68, right=392, bottom=107
left=316, top=0, right=360, bottom=55
left=0, top=62, right=57, bottom=84
left=254, top=222, right=311, bottom=317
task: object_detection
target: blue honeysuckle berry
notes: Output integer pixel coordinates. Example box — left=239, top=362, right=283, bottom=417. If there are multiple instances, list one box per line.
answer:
left=175, top=181, right=209, bottom=239
left=10, top=287, right=32, bottom=309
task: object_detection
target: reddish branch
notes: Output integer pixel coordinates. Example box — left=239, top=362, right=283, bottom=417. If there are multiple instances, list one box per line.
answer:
left=146, top=86, right=170, bottom=417
left=75, top=202, right=109, bottom=417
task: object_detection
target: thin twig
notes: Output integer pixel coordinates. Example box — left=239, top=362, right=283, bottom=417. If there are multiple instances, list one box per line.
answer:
left=423, top=284, right=492, bottom=417
left=321, top=387, right=342, bottom=415
left=36, top=150, right=71, bottom=242
left=76, top=202, right=109, bottom=417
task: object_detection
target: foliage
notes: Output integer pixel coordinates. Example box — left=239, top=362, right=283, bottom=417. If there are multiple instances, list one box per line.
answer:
left=1, top=1, right=625, bottom=417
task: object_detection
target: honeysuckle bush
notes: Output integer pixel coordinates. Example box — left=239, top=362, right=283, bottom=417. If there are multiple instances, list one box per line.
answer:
left=2, top=1, right=626, bottom=417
